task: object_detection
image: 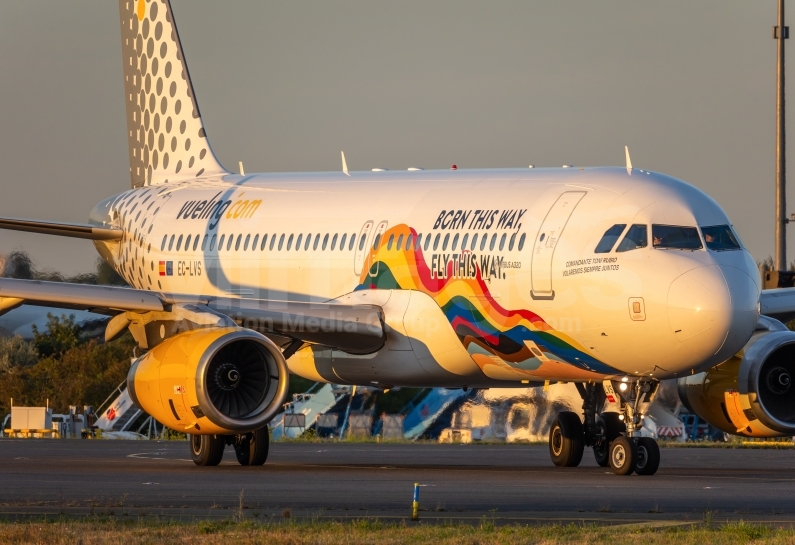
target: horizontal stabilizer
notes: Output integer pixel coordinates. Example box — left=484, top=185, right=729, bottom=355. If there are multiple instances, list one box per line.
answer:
left=0, top=217, right=123, bottom=241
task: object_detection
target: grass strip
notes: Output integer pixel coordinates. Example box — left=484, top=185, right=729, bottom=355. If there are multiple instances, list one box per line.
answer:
left=0, top=518, right=791, bottom=544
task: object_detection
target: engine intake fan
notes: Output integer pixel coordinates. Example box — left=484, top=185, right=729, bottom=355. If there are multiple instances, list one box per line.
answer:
left=679, top=316, right=795, bottom=437
left=127, top=327, right=288, bottom=434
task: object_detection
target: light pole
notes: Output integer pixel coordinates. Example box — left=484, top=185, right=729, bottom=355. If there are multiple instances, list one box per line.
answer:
left=775, top=0, right=789, bottom=274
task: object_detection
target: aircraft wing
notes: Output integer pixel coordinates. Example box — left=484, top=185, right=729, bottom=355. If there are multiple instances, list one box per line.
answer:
left=760, top=288, right=795, bottom=323
left=0, top=217, right=123, bottom=240
left=0, top=278, right=385, bottom=354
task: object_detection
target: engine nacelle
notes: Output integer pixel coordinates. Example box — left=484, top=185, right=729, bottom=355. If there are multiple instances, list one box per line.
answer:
left=678, top=316, right=795, bottom=437
left=127, top=327, right=288, bottom=434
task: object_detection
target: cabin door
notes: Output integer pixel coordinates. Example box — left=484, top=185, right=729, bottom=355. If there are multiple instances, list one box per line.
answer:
left=530, top=191, right=586, bottom=299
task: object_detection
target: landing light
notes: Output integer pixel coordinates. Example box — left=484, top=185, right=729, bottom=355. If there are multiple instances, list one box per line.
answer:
left=619, top=383, right=628, bottom=392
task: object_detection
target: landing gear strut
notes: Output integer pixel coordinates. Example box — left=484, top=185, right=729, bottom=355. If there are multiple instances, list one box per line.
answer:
left=548, top=378, right=660, bottom=475
left=189, top=427, right=271, bottom=467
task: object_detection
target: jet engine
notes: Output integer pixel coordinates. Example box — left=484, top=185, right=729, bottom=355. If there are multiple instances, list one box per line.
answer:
left=127, top=327, right=289, bottom=434
left=678, top=316, right=795, bottom=438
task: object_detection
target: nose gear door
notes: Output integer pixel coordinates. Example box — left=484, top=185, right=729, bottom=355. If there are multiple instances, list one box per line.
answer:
left=531, top=191, right=586, bottom=299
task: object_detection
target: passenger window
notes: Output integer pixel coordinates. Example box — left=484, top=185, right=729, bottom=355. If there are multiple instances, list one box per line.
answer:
left=184, top=234, right=191, bottom=251
left=616, top=224, right=648, bottom=252
left=331, top=234, right=338, bottom=250
left=358, top=234, right=367, bottom=251
left=442, top=234, right=450, bottom=250
left=227, top=235, right=235, bottom=251
left=651, top=225, right=701, bottom=250
left=235, top=234, right=242, bottom=251
left=295, top=234, right=302, bottom=251
left=480, top=234, right=487, bottom=251
left=322, top=234, right=329, bottom=250
left=518, top=233, right=526, bottom=251
left=397, top=234, right=404, bottom=250
left=260, top=234, right=267, bottom=251
left=339, top=234, right=346, bottom=250
left=251, top=234, right=258, bottom=250
left=499, top=233, right=506, bottom=251
left=313, top=234, right=320, bottom=251
left=201, top=234, right=208, bottom=251
left=471, top=233, right=479, bottom=251
left=269, top=234, right=276, bottom=251
left=433, top=234, right=440, bottom=251
left=461, top=234, right=468, bottom=250
left=405, top=234, right=413, bottom=251
left=161, top=235, right=167, bottom=251
left=244, top=234, right=250, bottom=251
left=287, top=234, right=294, bottom=251
left=595, top=224, right=627, bottom=253
left=210, top=234, right=217, bottom=251
left=373, top=233, right=382, bottom=250
left=387, top=234, right=395, bottom=250
left=415, top=234, right=423, bottom=251
left=193, top=235, right=199, bottom=251
left=452, top=234, right=459, bottom=251
left=218, top=235, right=225, bottom=251
left=305, top=234, right=312, bottom=251
left=701, top=225, right=741, bottom=251
left=278, top=234, right=285, bottom=250
left=168, top=234, right=175, bottom=251
left=489, top=234, right=497, bottom=251
left=509, top=233, right=516, bottom=251
left=424, top=234, right=431, bottom=251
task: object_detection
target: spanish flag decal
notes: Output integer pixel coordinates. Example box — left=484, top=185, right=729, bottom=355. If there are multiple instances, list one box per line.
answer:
left=159, top=261, right=173, bottom=276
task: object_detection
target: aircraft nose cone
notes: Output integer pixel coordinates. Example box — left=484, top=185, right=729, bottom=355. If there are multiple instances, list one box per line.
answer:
left=667, top=265, right=757, bottom=368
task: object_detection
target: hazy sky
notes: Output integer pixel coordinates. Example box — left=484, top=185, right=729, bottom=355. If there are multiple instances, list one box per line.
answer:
left=0, top=1, right=787, bottom=274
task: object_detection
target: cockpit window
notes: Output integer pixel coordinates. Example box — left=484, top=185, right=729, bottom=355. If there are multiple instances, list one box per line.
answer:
left=701, top=225, right=741, bottom=251
left=594, top=224, right=626, bottom=253
left=652, top=225, right=702, bottom=250
left=616, top=224, right=648, bottom=252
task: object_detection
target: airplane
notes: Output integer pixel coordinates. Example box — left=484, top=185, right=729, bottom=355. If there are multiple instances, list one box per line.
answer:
left=1, top=0, right=793, bottom=475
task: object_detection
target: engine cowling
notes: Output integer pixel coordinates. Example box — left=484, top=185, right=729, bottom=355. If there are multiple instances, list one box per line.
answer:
left=678, top=316, right=795, bottom=437
left=127, top=327, right=288, bottom=434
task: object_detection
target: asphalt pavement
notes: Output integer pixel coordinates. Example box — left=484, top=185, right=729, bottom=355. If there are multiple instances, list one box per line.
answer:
left=0, top=439, right=793, bottom=525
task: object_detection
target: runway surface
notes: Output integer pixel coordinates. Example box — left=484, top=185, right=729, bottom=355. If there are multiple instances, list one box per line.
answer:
left=0, top=439, right=794, bottom=525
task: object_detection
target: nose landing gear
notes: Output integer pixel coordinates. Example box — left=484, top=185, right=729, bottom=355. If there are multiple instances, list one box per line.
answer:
left=548, top=378, right=661, bottom=475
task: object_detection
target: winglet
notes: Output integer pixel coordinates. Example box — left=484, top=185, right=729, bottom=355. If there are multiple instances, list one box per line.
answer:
left=341, top=151, right=350, bottom=176
left=625, top=146, right=632, bottom=175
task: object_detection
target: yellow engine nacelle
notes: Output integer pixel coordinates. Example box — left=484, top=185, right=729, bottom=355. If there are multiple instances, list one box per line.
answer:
left=678, top=316, right=795, bottom=438
left=127, top=327, right=288, bottom=435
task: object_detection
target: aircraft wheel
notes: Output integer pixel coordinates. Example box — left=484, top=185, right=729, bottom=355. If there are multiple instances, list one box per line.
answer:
left=549, top=411, right=584, bottom=467
left=190, top=434, right=225, bottom=466
left=635, top=437, right=660, bottom=476
left=234, top=427, right=270, bottom=466
left=609, top=436, right=637, bottom=476
left=593, top=412, right=625, bottom=467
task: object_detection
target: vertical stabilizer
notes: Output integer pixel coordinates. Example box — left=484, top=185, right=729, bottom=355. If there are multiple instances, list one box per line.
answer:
left=119, top=0, right=227, bottom=187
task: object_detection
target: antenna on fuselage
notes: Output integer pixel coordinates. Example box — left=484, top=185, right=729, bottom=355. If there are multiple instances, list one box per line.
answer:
left=625, top=146, right=633, bottom=175
left=341, top=151, right=350, bottom=176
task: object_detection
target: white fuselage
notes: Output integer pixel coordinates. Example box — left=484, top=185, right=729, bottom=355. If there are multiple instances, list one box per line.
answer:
left=90, top=166, right=761, bottom=386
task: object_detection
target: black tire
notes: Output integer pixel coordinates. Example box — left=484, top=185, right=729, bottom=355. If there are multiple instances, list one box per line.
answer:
left=190, top=434, right=225, bottom=466
left=635, top=437, right=660, bottom=476
left=234, top=427, right=270, bottom=466
left=593, top=412, right=626, bottom=467
left=549, top=411, right=585, bottom=467
left=609, top=435, right=637, bottom=475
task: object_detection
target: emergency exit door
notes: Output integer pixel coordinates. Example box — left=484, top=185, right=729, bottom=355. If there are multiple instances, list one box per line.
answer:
left=530, top=191, right=586, bottom=299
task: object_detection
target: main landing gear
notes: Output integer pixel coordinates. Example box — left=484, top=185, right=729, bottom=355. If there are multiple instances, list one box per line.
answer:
left=549, top=378, right=660, bottom=476
left=189, top=427, right=270, bottom=467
